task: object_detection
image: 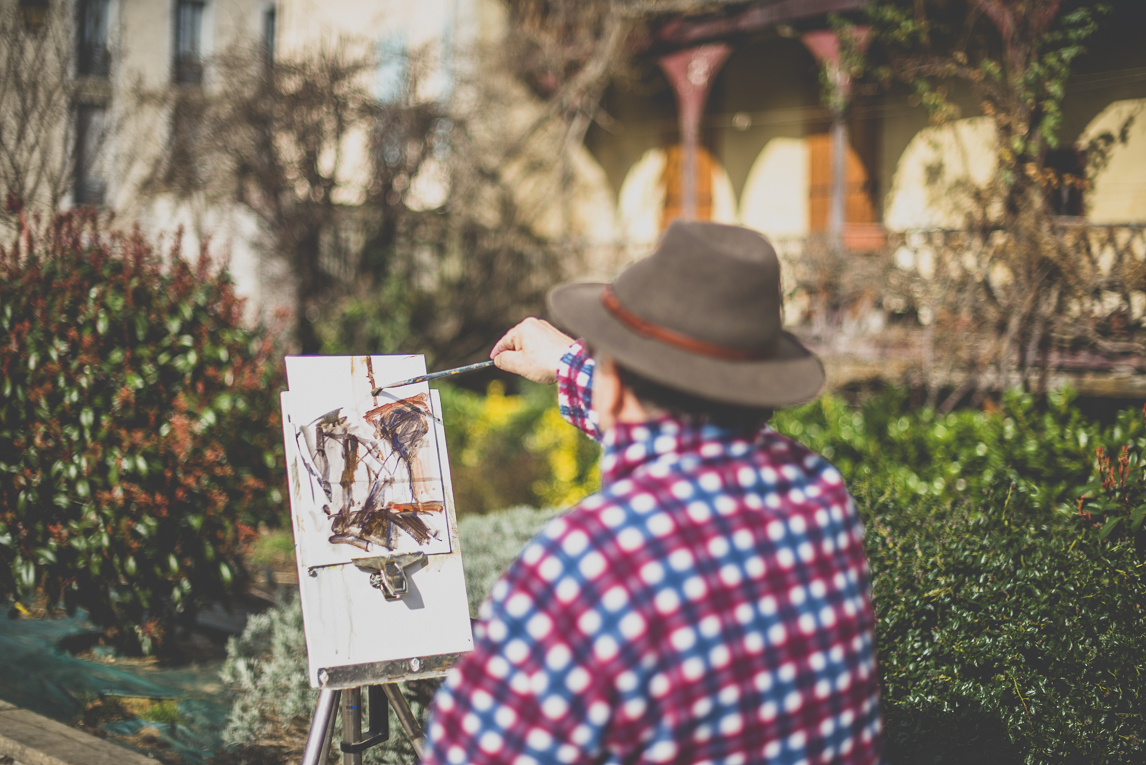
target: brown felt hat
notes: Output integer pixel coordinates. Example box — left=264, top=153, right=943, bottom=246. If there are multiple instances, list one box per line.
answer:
left=548, top=221, right=824, bottom=408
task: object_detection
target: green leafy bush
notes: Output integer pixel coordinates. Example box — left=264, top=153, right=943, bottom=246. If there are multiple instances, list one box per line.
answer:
left=0, top=210, right=285, bottom=652
left=1077, top=405, right=1146, bottom=547
left=773, top=387, right=1145, bottom=511
left=864, top=481, right=1146, bottom=763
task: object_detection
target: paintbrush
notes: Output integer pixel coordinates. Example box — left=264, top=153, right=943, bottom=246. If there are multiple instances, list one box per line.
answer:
left=371, top=359, right=496, bottom=395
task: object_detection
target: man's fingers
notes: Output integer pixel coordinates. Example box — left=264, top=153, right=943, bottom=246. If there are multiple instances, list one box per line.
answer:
left=490, top=327, right=521, bottom=359
left=492, top=350, right=521, bottom=373
left=488, top=318, right=573, bottom=385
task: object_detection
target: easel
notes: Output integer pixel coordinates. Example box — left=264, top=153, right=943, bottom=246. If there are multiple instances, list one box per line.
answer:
left=280, top=358, right=474, bottom=765
left=300, top=652, right=465, bottom=765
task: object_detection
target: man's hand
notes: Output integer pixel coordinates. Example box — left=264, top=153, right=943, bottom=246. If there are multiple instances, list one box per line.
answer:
left=490, top=318, right=575, bottom=384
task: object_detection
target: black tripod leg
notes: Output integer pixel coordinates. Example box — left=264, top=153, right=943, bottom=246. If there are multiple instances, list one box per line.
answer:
left=367, top=685, right=390, bottom=741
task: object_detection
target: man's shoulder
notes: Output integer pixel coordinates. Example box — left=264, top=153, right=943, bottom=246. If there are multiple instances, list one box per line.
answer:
left=757, top=427, right=848, bottom=488
left=523, top=491, right=637, bottom=558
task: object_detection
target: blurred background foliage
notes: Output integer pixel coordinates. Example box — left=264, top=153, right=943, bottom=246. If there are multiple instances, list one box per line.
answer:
left=437, top=380, right=1146, bottom=521
left=438, top=380, right=600, bottom=515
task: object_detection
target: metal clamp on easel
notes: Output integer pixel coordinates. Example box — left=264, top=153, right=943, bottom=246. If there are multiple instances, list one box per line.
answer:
left=354, top=552, right=426, bottom=600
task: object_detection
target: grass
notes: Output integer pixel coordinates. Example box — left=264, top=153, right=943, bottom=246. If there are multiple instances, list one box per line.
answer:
left=245, top=528, right=296, bottom=570
left=79, top=694, right=184, bottom=727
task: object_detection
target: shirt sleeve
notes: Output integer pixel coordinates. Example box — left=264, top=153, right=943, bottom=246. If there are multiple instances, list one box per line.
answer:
left=556, top=339, right=600, bottom=442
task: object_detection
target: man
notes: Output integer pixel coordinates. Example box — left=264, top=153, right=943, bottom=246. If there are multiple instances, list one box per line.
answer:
left=423, top=221, right=883, bottom=765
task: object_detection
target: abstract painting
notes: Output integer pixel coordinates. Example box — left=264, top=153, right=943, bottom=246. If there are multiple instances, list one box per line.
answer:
left=295, top=392, right=450, bottom=557
left=280, top=355, right=473, bottom=682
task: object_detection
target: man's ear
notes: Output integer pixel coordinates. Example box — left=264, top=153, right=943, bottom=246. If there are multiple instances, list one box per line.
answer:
left=594, top=355, right=625, bottom=421
left=595, top=355, right=651, bottom=427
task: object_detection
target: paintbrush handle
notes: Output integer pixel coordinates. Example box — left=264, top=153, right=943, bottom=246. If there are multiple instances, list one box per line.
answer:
left=371, top=359, right=496, bottom=394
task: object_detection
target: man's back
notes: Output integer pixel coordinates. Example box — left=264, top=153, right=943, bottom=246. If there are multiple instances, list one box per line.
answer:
left=425, top=357, right=882, bottom=765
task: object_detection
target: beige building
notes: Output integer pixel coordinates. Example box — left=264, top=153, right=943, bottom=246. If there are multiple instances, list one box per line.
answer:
left=2, top=0, right=283, bottom=314
left=1, top=0, right=616, bottom=320
left=5, top=0, right=1145, bottom=379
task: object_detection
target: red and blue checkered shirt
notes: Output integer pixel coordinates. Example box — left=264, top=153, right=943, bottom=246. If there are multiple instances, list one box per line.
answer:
left=424, top=341, right=884, bottom=765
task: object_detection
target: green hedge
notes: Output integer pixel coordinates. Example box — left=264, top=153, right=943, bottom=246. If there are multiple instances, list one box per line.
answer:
left=864, top=481, right=1146, bottom=763
left=773, top=387, right=1146, bottom=511
left=0, top=211, right=285, bottom=652
left=438, top=382, right=1146, bottom=518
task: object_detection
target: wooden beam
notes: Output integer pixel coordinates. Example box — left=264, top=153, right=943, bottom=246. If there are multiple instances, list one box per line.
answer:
left=654, top=0, right=869, bottom=48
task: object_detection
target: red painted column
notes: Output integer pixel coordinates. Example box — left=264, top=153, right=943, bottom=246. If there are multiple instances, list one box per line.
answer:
left=801, top=27, right=870, bottom=252
left=658, top=43, right=732, bottom=222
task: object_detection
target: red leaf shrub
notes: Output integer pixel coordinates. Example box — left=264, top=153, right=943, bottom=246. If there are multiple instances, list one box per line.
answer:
left=0, top=209, right=286, bottom=653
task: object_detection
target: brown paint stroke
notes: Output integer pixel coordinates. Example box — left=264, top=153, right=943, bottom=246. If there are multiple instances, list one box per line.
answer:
left=365, top=393, right=432, bottom=488
left=316, top=393, right=443, bottom=552
left=364, top=356, right=378, bottom=400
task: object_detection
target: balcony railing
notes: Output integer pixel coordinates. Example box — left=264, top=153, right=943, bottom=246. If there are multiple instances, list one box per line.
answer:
left=765, top=223, right=1146, bottom=395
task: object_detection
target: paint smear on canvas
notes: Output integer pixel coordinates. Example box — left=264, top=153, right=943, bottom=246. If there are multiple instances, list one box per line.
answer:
left=295, top=393, right=449, bottom=555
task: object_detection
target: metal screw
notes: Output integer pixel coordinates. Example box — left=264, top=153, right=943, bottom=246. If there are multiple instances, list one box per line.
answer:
left=318, top=669, right=329, bottom=686
left=409, top=658, right=421, bottom=672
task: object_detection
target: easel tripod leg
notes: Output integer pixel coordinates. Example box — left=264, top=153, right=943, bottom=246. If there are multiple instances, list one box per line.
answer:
left=318, top=698, right=338, bottom=765
left=301, top=688, right=341, bottom=765
left=382, top=684, right=425, bottom=759
left=342, top=688, right=364, bottom=765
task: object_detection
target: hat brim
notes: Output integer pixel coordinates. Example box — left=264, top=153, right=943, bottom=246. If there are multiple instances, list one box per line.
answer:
left=549, top=282, right=825, bottom=408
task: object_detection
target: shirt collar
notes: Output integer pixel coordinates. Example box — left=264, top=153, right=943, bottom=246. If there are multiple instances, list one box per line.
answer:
left=600, top=416, right=763, bottom=486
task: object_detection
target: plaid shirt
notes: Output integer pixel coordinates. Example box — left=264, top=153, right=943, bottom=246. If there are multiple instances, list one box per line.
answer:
left=424, top=341, right=883, bottom=765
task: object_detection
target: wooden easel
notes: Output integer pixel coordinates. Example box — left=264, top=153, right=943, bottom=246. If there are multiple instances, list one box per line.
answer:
left=280, top=360, right=473, bottom=764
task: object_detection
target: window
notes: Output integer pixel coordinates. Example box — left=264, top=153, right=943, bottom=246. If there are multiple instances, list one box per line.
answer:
left=74, top=105, right=108, bottom=206
left=263, top=6, right=275, bottom=65
left=18, top=0, right=49, bottom=31
left=1045, top=148, right=1086, bottom=217
left=163, top=96, right=203, bottom=191
left=77, top=0, right=111, bottom=78
left=173, top=0, right=204, bottom=84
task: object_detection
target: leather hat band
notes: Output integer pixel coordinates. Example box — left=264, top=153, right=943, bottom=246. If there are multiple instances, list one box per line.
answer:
left=601, top=286, right=769, bottom=361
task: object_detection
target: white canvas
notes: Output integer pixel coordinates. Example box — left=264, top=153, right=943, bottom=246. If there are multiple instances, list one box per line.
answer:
left=281, top=355, right=473, bottom=686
